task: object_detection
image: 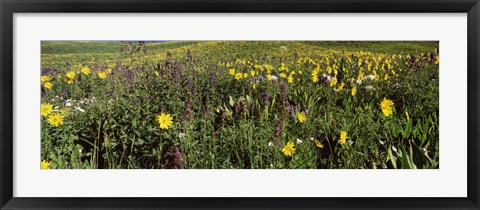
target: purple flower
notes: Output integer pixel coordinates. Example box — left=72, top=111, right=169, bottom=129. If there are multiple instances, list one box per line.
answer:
left=262, top=90, right=270, bottom=105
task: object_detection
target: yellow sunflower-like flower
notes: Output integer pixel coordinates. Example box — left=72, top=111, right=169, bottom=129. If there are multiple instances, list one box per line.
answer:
left=43, top=82, right=53, bottom=89
left=339, top=131, right=348, bottom=145
left=41, top=160, right=51, bottom=169
left=40, top=76, right=51, bottom=83
left=66, top=71, right=75, bottom=79
left=47, top=113, right=64, bottom=127
left=243, top=73, right=248, bottom=79
left=235, top=73, right=243, bottom=80
left=229, top=69, right=235, bottom=76
left=337, top=82, right=345, bottom=91
left=281, top=141, right=296, bottom=157
left=156, top=113, right=173, bottom=130
left=311, top=73, right=319, bottom=83
left=330, top=77, right=338, bottom=87
left=155, top=71, right=160, bottom=77
left=250, top=70, right=256, bottom=77
left=267, top=74, right=272, bottom=81
left=280, top=73, right=287, bottom=78
left=40, top=103, right=53, bottom=117
left=64, top=76, right=74, bottom=84
left=98, top=71, right=107, bottom=79
left=351, top=86, right=357, bottom=96
left=297, top=111, right=307, bottom=123
left=380, top=98, right=394, bottom=117
left=287, top=75, right=294, bottom=84
left=81, top=66, right=91, bottom=75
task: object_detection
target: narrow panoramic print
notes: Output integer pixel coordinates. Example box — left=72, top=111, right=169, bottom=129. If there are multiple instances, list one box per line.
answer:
left=40, top=41, right=439, bottom=169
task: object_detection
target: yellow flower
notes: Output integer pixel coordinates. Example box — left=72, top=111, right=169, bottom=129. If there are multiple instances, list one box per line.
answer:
left=40, top=103, right=53, bottom=117
left=226, top=62, right=231, bottom=68
left=339, top=131, right=348, bottom=145
left=252, top=83, right=257, bottom=89
left=66, top=71, right=75, bottom=79
left=357, top=71, right=364, bottom=80
left=250, top=70, right=256, bottom=77
left=267, top=74, right=272, bottom=81
left=280, top=73, right=287, bottom=78
left=43, top=82, right=53, bottom=89
left=229, top=69, right=235, bottom=76
left=281, top=141, right=296, bottom=157
left=156, top=113, right=174, bottom=130
left=98, top=71, right=107, bottom=79
left=337, top=82, right=345, bottom=91
left=243, top=73, right=248, bottom=78
left=40, top=76, right=51, bottom=83
left=235, top=73, right=243, bottom=80
left=81, top=66, right=91, bottom=75
left=287, top=75, right=294, bottom=83
left=330, top=77, right=338, bottom=87
left=297, top=111, right=307, bottom=123
left=47, top=113, right=64, bottom=127
left=380, top=98, right=395, bottom=117
left=405, top=111, right=410, bottom=121
left=64, top=76, right=74, bottom=84
left=106, top=68, right=112, bottom=74
left=155, top=71, right=160, bottom=77
left=351, top=86, right=357, bottom=96
left=311, top=73, right=319, bottom=83
left=41, top=160, right=51, bottom=169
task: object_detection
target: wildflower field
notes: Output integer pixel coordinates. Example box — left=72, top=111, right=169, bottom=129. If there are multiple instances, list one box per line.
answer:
left=40, top=41, right=439, bottom=169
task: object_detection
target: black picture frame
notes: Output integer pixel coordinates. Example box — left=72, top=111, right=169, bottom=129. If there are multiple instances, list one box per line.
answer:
left=1, top=0, right=479, bottom=209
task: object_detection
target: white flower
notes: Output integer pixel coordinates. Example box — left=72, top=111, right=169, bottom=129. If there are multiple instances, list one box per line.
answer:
left=53, top=106, right=59, bottom=112
left=365, top=85, right=373, bottom=90
left=179, top=132, right=186, bottom=138
left=392, top=146, right=397, bottom=152
left=379, top=140, right=384, bottom=145
left=268, top=141, right=274, bottom=147
left=296, top=138, right=303, bottom=144
left=74, top=106, right=85, bottom=113
left=310, top=137, right=314, bottom=141
left=356, top=79, right=362, bottom=85
left=366, top=75, right=376, bottom=80
left=270, top=75, right=278, bottom=81
left=326, top=75, right=332, bottom=82
left=65, top=100, right=72, bottom=107
left=347, top=140, right=353, bottom=145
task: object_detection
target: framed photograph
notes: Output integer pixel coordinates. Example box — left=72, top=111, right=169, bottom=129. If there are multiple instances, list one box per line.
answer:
left=1, top=0, right=479, bottom=209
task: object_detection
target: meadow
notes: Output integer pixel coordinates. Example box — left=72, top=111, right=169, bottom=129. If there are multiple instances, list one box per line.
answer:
left=40, top=41, right=439, bottom=169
